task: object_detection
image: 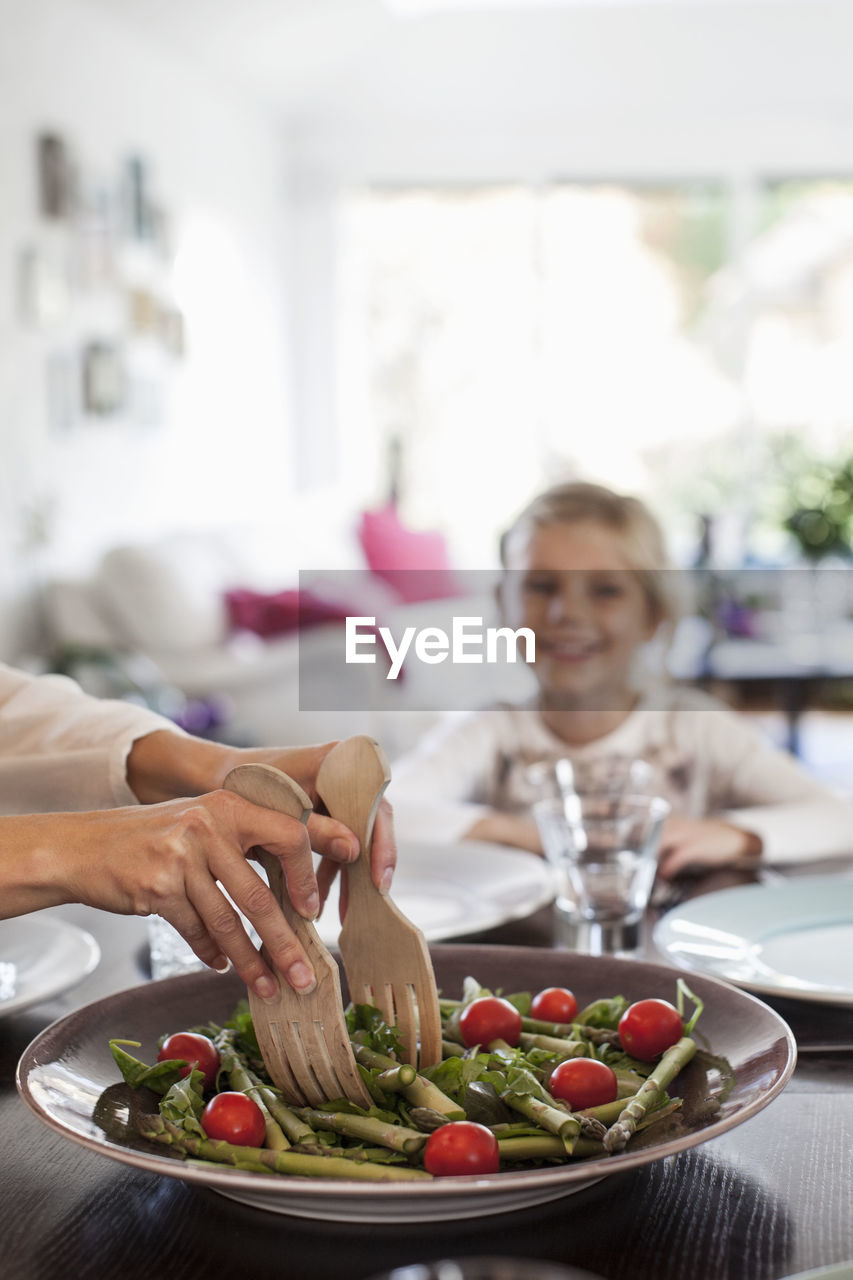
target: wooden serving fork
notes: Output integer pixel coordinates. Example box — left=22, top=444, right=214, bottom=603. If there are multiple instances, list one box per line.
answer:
left=223, top=763, right=370, bottom=1108
left=316, top=736, right=442, bottom=1070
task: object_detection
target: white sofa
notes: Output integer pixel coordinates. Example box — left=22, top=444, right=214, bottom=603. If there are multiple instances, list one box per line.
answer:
left=42, top=529, right=528, bottom=758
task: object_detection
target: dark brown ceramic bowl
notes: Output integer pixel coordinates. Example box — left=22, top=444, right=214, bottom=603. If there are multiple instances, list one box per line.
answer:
left=16, top=945, right=796, bottom=1223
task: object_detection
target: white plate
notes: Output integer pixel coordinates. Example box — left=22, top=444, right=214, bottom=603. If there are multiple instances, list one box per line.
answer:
left=779, top=1265, right=853, bottom=1280
left=315, top=840, right=554, bottom=944
left=0, top=915, right=100, bottom=1017
left=17, top=947, right=795, bottom=1223
left=654, top=875, right=853, bottom=1006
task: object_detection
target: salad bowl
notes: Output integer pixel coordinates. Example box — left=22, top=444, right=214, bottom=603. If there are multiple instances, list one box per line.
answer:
left=16, top=944, right=796, bottom=1223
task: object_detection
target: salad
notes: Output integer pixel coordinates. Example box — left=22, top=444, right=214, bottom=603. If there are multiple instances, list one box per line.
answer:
left=110, top=976, right=710, bottom=1182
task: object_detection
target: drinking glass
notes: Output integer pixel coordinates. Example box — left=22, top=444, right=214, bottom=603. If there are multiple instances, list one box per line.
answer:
left=147, top=887, right=263, bottom=979
left=146, top=915, right=207, bottom=980
left=534, top=791, right=670, bottom=956
left=525, top=755, right=656, bottom=803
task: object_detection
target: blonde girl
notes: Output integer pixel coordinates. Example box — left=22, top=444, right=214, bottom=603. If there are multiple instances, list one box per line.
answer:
left=392, top=482, right=852, bottom=876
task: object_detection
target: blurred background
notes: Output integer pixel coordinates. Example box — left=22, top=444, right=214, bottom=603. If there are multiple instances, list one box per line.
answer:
left=2, top=0, right=853, bottom=763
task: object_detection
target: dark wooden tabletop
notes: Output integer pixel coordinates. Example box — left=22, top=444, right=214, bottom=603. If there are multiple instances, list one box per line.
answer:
left=2, top=872, right=853, bottom=1280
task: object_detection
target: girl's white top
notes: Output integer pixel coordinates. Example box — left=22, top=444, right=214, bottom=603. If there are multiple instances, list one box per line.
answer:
left=390, top=686, right=853, bottom=864
left=0, top=663, right=182, bottom=814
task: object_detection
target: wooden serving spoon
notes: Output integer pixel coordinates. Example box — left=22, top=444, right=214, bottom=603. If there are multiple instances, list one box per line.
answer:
left=223, top=763, right=370, bottom=1107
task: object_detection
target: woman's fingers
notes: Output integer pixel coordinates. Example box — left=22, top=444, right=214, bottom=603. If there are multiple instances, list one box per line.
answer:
left=315, top=797, right=397, bottom=925
left=308, top=799, right=397, bottom=894
left=153, top=897, right=229, bottom=974
left=152, top=793, right=347, bottom=997
left=220, top=792, right=319, bottom=917
left=371, top=798, right=397, bottom=893
left=188, top=860, right=317, bottom=998
left=305, top=811, right=359, bottom=864
left=315, top=857, right=341, bottom=912
left=225, top=743, right=398, bottom=896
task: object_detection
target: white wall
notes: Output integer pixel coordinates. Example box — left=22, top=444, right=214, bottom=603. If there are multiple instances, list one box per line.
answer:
left=0, top=0, right=297, bottom=658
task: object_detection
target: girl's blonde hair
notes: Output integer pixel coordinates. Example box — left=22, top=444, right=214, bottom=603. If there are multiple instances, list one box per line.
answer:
left=499, top=481, right=678, bottom=625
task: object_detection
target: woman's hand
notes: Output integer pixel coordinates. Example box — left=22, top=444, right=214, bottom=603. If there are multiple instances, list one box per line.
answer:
left=657, top=814, right=763, bottom=879
left=125, top=733, right=398, bottom=901
left=315, top=796, right=397, bottom=921
left=0, top=790, right=359, bottom=998
left=223, top=744, right=399, bottom=910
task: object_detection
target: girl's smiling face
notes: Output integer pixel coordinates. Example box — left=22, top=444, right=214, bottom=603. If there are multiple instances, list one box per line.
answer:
left=501, top=519, right=660, bottom=709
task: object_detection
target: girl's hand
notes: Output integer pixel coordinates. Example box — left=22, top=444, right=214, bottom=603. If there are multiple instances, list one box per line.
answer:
left=657, top=814, right=762, bottom=879
left=464, top=811, right=543, bottom=854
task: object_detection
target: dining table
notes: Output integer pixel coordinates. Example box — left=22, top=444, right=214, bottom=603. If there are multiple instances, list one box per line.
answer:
left=2, top=863, right=852, bottom=1280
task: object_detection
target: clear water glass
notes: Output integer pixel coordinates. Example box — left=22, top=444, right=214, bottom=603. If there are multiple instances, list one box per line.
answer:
left=147, top=887, right=263, bottom=980
left=146, top=915, right=207, bottom=980
left=534, top=791, right=670, bottom=956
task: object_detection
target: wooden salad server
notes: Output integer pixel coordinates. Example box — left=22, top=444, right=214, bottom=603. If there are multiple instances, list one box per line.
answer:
left=223, top=763, right=370, bottom=1108
left=316, top=736, right=442, bottom=1070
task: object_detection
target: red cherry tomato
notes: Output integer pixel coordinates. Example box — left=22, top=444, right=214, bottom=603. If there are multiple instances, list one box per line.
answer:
left=618, top=999, right=683, bottom=1062
left=529, top=987, right=579, bottom=1024
left=423, top=1121, right=500, bottom=1176
left=201, top=1092, right=267, bottom=1147
left=458, top=996, right=523, bottom=1049
left=549, top=1058, right=618, bottom=1110
left=157, top=1032, right=220, bottom=1092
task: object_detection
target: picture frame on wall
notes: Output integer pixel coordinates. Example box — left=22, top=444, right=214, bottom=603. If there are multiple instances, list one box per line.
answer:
left=37, top=133, right=75, bottom=220
left=82, top=341, right=125, bottom=416
left=18, top=246, right=70, bottom=326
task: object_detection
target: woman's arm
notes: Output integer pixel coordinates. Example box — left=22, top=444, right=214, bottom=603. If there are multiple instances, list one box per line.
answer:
left=0, top=791, right=358, bottom=997
left=0, top=665, right=397, bottom=988
left=662, top=697, right=853, bottom=872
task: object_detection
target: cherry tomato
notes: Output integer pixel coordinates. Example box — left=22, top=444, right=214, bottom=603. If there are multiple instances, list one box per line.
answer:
left=549, top=1058, right=618, bottom=1110
left=423, top=1122, right=500, bottom=1176
left=458, top=996, right=522, bottom=1049
left=157, top=1032, right=220, bottom=1092
left=529, top=986, right=579, bottom=1024
left=618, top=999, right=683, bottom=1062
left=201, top=1092, right=267, bottom=1147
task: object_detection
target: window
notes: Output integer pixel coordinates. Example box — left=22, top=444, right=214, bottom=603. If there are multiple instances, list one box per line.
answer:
left=338, top=179, right=853, bottom=566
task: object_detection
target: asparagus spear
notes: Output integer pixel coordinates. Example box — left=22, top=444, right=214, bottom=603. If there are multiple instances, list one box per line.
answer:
left=518, top=1032, right=588, bottom=1056
left=244, top=1074, right=317, bottom=1147
left=375, top=1063, right=418, bottom=1092
left=497, top=1134, right=604, bottom=1162
left=501, top=1091, right=585, bottom=1155
left=299, top=1108, right=427, bottom=1154
left=139, top=1116, right=432, bottom=1180
left=603, top=1036, right=697, bottom=1153
left=351, top=1041, right=465, bottom=1119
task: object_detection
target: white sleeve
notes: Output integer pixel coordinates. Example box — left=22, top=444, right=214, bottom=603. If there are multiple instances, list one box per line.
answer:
left=0, top=664, right=184, bottom=813
left=724, top=796, right=853, bottom=865
left=389, top=711, right=505, bottom=844
left=688, top=701, right=853, bottom=864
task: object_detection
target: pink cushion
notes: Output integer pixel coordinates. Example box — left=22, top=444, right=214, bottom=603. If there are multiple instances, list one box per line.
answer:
left=358, top=505, right=458, bottom=603
left=224, top=588, right=348, bottom=639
